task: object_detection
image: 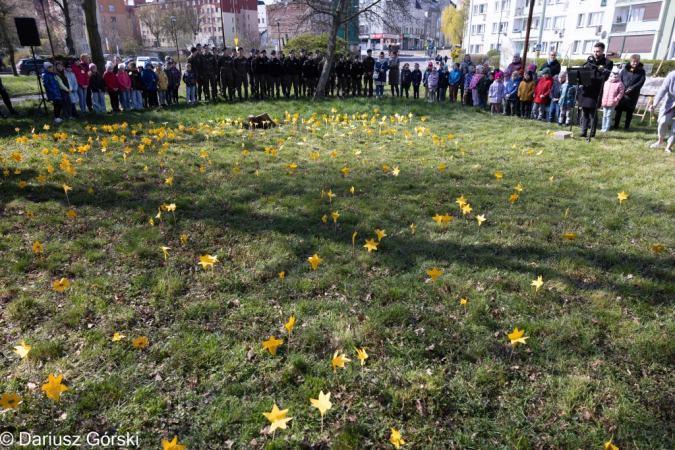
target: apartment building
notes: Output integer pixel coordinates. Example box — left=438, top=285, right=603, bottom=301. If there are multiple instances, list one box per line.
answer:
left=464, top=0, right=675, bottom=60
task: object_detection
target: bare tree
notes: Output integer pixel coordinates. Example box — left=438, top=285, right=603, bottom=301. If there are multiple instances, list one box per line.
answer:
left=0, top=0, right=23, bottom=75
left=296, top=0, right=425, bottom=99
left=180, top=2, right=205, bottom=44
left=137, top=6, right=164, bottom=47
left=48, top=0, right=79, bottom=54
left=82, top=0, right=104, bottom=69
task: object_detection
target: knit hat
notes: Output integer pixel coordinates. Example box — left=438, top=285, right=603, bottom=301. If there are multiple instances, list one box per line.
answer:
left=514, top=52, right=521, bottom=58
left=525, top=70, right=533, bottom=77
left=43, top=61, right=53, bottom=69
left=542, top=67, right=551, bottom=75
left=476, top=65, right=483, bottom=71
left=105, top=61, right=114, bottom=70
left=527, top=64, right=536, bottom=70
left=145, top=62, right=152, bottom=68
left=611, top=66, right=620, bottom=74
left=495, top=73, right=503, bottom=80
left=553, top=74, right=559, bottom=80
left=443, top=65, right=448, bottom=70
left=90, top=63, right=97, bottom=71
left=118, top=63, right=126, bottom=71
left=427, top=62, right=433, bottom=68
left=518, top=69, right=525, bottom=75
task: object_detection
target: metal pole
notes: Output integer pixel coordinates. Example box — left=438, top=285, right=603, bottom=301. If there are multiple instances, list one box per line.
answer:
left=537, top=0, right=548, bottom=53
left=38, top=0, right=57, bottom=61
left=497, top=1, right=504, bottom=50
left=521, top=0, right=536, bottom=67
left=219, top=0, right=227, bottom=46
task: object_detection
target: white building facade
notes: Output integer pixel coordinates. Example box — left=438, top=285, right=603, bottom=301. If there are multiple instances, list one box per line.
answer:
left=463, top=0, right=675, bottom=61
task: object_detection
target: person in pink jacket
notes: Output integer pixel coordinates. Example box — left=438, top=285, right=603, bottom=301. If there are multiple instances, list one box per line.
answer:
left=116, top=64, right=132, bottom=110
left=600, top=67, right=625, bottom=132
left=71, top=56, right=90, bottom=114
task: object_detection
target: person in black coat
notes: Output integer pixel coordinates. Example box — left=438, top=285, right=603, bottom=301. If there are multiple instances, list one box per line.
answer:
left=578, top=42, right=613, bottom=138
left=613, top=55, right=646, bottom=130
left=539, top=51, right=561, bottom=77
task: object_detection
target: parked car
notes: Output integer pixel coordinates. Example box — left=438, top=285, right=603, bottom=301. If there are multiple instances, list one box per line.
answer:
left=136, top=56, right=162, bottom=68
left=17, top=57, right=46, bottom=76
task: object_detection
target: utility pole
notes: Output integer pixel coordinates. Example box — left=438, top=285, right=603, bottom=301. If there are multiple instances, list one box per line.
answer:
left=521, top=0, right=536, bottom=66
left=536, top=0, right=548, bottom=65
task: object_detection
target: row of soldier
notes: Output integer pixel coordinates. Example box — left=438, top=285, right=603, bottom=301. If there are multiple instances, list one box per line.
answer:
left=185, top=43, right=381, bottom=101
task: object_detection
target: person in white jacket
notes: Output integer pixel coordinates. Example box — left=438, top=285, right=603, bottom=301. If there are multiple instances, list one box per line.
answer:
left=650, top=69, right=675, bottom=153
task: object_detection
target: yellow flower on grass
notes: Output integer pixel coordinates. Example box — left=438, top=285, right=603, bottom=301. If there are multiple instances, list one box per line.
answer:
left=41, top=373, right=68, bottom=402
left=651, top=244, right=664, bottom=254
left=390, top=428, right=405, bottom=449
left=279, top=271, right=285, bottom=279
left=162, top=436, right=186, bottom=450
left=284, top=316, right=295, bottom=335
left=341, top=167, right=350, bottom=176
left=375, top=229, right=387, bottom=241
left=132, top=336, right=148, bottom=348
left=494, top=172, right=503, bottom=180
left=514, top=183, right=523, bottom=192
left=160, top=246, right=171, bottom=260
left=476, top=215, right=486, bottom=226
left=307, top=254, right=322, bottom=270
left=331, top=211, right=340, bottom=223
left=354, top=347, right=368, bottom=365
left=180, top=234, right=188, bottom=244
left=310, top=391, right=332, bottom=417
left=263, top=404, right=293, bottom=432
left=392, top=167, right=400, bottom=176
left=199, top=254, right=218, bottom=270
left=508, top=327, right=529, bottom=346
left=0, top=393, right=23, bottom=410
left=426, top=267, right=442, bottom=282
left=410, top=224, right=417, bottom=234
left=331, top=350, right=351, bottom=372
left=32, top=241, right=44, bottom=253
left=13, top=340, right=31, bottom=359
left=66, top=210, right=77, bottom=218
left=53, top=278, right=70, bottom=291
left=617, top=191, right=628, bottom=204
left=165, top=177, right=173, bottom=186
left=26, top=212, right=34, bottom=219
left=461, top=204, right=472, bottom=215
left=111, top=333, right=126, bottom=342
left=563, top=233, right=576, bottom=241
left=509, top=193, right=519, bottom=204
left=263, top=336, right=283, bottom=355
left=364, top=239, right=379, bottom=252
left=531, top=275, right=544, bottom=292
left=604, top=435, right=619, bottom=450
left=441, top=213, right=453, bottom=226
left=18, top=181, right=27, bottom=189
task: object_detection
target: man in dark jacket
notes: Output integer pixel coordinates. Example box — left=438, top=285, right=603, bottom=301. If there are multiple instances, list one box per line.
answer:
left=302, top=53, right=317, bottom=97
left=0, top=77, right=19, bottom=117
left=613, top=54, right=646, bottom=130
left=267, top=50, right=283, bottom=98
left=189, top=44, right=204, bottom=101
left=297, top=49, right=307, bottom=96
left=336, top=54, right=349, bottom=98
left=247, top=49, right=256, bottom=98
left=234, top=47, right=249, bottom=99
left=351, top=55, right=364, bottom=97
left=199, top=45, right=218, bottom=101
left=579, top=42, right=613, bottom=138
left=252, top=50, right=266, bottom=100
left=284, top=50, right=301, bottom=98
left=218, top=46, right=235, bottom=100
left=539, top=51, right=561, bottom=77
left=363, top=49, right=375, bottom=97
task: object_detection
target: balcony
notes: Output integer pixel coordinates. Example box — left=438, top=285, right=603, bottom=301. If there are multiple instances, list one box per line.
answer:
left=610, top=20, right=658, bottom=34
left=611, top=22, right=627, bottom=33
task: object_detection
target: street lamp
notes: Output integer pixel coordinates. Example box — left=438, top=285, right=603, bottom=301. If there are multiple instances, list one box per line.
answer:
left=275, top=18, right=281, bottom=51
left=170, top=16, right=182, bottom=71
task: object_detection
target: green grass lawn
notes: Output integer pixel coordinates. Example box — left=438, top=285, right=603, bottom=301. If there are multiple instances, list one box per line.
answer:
left=1, top=98, right=674, bottom=450
left=1, top=75, right=40, bottom=98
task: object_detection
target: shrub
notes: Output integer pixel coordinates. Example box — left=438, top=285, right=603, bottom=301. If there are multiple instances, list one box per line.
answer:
left=284, top=34, right=348, bottom=61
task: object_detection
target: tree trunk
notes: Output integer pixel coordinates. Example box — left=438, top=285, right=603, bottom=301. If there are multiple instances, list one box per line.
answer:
left=314, top=0, right=344, bottom=100
left=62, top=0, right=76, bottom=54
left=9, top=46, right=18, bottom=76
left=82, top=0, right=104, bottom=69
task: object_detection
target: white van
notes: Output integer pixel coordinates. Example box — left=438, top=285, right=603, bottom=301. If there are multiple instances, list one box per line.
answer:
left=136, top=56, right=162, bottom=68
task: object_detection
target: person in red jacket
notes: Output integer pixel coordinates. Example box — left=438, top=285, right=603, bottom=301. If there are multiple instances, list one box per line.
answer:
left=71, top=56, right=89, bottom=114
left=103, top=62, right=121, bottom=112
left=532, top=67, right=553, bottom=121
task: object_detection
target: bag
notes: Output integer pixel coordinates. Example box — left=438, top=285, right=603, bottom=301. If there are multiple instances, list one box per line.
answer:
left=372, top=72, right=379, bottom=81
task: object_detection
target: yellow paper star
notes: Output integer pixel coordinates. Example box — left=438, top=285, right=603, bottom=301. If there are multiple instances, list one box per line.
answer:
left=262, top=336, right=283, bottom=355
left=426, top=267, right=442, bottom=281
left=132, top=336, right=148, bottom=348
left=13, top=340, right=31, bottom=359
left=476, top=215, right=485, bottom=226
left=410, top=223, right=417, bottom=234
left=531, top=275, right=544, bottom=292
left=41, top=373, right=68, bottom=402
left=307, top=254, right=322, bottom=270
left=354, top=346, right=368, bottom=365
left=375, top=229, right=387, bottom=241
left=617, top=191, right=628, bottom=204
left=284, top=316, right=295, bottom=335
left=390, top=428, right=405, bottom=449
left=162, top=436, right=186, bottom=450
left=508, top=327, right=529, bottom=346
left=331, top=350, right=351, bottom=372
left=364, top=238, right=379, bottom=252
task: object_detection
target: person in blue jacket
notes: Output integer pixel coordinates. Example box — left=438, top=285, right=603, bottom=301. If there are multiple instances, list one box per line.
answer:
left=374, top=52, right=388, bottom=98
left=41, top=62, right=64, bottom=123
left=141, top=62, right=159, bottom=108
left=449, top=63, right=462, bottom=103
left=504, top=71, right=521, bottom=117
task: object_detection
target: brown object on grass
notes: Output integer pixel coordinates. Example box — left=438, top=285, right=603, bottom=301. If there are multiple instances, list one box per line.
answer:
left=247, top=113, right=276, bottom=129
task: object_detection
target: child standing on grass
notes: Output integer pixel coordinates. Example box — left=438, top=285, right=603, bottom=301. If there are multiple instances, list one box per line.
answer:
left=155, top=62, right=169, bottom=107
left=103, top=62, right=121, bottom=113
left=183, top=63, right=197, bottom=105
left=438, top=65, right=449, bottom=101
left=400, top=63, right=412, bottom=98
left=428, top=67, right=439, bottom=103
left=422, top=62, right=433, bottom=100
left=164, top=62, right=175, bottom=105
left=88, top=64, right=106, bottom=113
left=170, top=61, right=181, bottom=104
left=463, top=65, right=475, bottom=106
left=141, top=62, right=159, bottom=108
left=558, top=73, right=576, bottom=126
left=532, top=68, right=553, bottom=121
left=449, top=63, right=461, bottom=103
left=116, top=64, right=132, bottom=111
left=476, top=69, right=492, bottom=110
left=489, top=73, right=505, bottom=115
left=548, top=73, right=562, bottom=123
left=600, top=67, right=625, bottom=132
left=54, top=61, right=74, bottom=120
left=411, top=63, right=422, bottom=99
left=517, top=70, right=535, bottom=119
left=504, top=71, right=521, bottom=116
left=64, top=62, right=80, bottom=118
left=469, top=65, right=483, bottom=107
left=42, top=62, right=64, bottom=123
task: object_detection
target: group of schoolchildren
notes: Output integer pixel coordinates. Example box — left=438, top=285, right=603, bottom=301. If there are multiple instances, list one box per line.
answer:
left=41, top=54, right=201, bottom=123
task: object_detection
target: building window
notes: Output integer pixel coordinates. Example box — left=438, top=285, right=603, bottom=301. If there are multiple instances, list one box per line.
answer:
left=572, top=40, right=580, bottom=53
left=587, top=12, right=603, bottom=27
left=553, top=16, right=565, bottom=29
left=109, top=5, right=114, bottom=11
left=628, top=7, right=644, bottom=22
left=100, top=4, right=103, bottom=10
left=582, top=40, right=594, bottom=53
left=544, top=17, right=551, bottom=29
left=577, top=14, right=584, bottom=28
left=111, top=16, right=116, bottom=22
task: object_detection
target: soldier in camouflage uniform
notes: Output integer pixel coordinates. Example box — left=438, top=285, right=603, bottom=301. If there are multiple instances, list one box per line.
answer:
left=217, top=46, right=235, bottom=100
left=267, top=50, right=283, bottom=98
left=233, top=47, right=249, bottom=99
left=189, top=44, right=203, bottom=101
left=199, top=45, right=218, bottom=101
left=351, top=54, right=364, bottom=97
left=336, top=54, right=349, bottom=98
left=279, top=51, right=290, bottom=97
left=302, top=52, right=317, bottom=97
left=252, top=50, right=266, bottom=100
left=247, top=49, right=256, bottom=98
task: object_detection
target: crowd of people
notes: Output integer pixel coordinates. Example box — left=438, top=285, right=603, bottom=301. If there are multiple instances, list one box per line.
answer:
left=28, top=42, right=675, bottom=152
